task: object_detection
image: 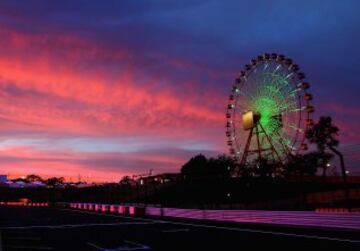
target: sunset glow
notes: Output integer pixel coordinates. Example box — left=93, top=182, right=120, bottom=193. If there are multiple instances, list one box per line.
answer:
left=0, top=1, right=359, bottom=181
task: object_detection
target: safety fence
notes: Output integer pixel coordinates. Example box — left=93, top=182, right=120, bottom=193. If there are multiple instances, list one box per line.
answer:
left=71, top=202, right=358, bottom=219
left=146, top=206, right=360, bottom=230
left=0, top=201, right=49, bottom=207
left=68, top=202, right=146, bottom=216
left=1, top=201, right=359, bottom=229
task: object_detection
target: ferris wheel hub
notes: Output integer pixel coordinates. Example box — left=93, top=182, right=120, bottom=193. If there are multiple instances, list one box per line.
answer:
left=242, top=111, right=260, bottom=131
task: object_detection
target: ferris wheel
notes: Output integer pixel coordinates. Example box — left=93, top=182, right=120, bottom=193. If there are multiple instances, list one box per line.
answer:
left=226, top=53, right=314, bottom=174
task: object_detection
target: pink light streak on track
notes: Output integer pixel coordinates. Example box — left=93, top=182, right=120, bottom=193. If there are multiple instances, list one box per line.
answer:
left=68, top=202, right=360, bottom=231
left=150, top=208, right=360, bottom=230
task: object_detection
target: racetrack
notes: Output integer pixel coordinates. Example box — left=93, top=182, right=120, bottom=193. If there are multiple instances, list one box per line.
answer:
left=0, top=207, right=359, bottom=250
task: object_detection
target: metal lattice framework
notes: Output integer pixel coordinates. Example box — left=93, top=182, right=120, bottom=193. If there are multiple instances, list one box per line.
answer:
left=226, top=53, right=314, bottom=174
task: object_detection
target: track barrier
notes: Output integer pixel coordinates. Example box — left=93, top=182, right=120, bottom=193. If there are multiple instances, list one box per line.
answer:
left=0, top=201, right=49, bottom=207
left=3, top=201, right=359, bottom=230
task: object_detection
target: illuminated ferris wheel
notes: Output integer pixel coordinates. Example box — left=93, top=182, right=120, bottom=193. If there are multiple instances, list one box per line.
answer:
left=226, top=53, right=314, bottom=174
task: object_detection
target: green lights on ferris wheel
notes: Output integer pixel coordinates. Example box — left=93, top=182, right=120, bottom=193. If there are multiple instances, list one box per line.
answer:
left=225, top=53, right=314, bottom=172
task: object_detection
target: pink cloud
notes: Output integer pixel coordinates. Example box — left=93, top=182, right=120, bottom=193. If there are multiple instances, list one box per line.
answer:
left=0, top=24, right=232, bottom=180
left=5, top=23, right=358, bottom=180
left=0, top=24, right=225, bottom=140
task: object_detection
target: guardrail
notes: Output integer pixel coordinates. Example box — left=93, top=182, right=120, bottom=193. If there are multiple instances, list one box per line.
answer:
left=0, top=201, right=49, bottom=207
left=68, top=203, right=145, bottom=216
left=143, top=206, right=360, bottom=230
left=2, top=201, right=359, bottom=230
left=67, top=202, right=360, bottom=216
left=315, top=207, right=359, bottom=213
left=69, top=203, right=360, bottom=230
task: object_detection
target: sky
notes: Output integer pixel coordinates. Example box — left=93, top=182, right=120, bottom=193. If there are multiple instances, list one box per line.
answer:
left=0, top=0, right=359, bottom=182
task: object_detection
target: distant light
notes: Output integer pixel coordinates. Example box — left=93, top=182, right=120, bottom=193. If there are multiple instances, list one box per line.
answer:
left=227, top=193, right=231, bottom=197
left=345, top=170, right=350, bottom=175
left=140, top=179, right=144, bottom=185
left=326, top=163, right=331, bottom=167
left=227, top=166, right=231, bottom=170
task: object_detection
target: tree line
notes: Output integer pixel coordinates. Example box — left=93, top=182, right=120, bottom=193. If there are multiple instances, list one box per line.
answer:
left=180, top=116, right=344, bottom=179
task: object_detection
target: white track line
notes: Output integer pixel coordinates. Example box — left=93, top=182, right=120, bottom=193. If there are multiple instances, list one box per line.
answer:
left=122, top=240, right=151, bottom=250
left=162, top=228, right=190, bottom=233
left=159, top=220, right=360, bottom=244
left=87, top=240, right=150, bottom=250
left=87, top=242, right=103, bottom=250
left=63, top=208, right=360, bottom=244
left=3, top=245, right=53, bottom=250
left=0, top=222, right=154, bottom=230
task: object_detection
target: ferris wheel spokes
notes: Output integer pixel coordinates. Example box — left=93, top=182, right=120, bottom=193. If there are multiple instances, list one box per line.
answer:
left=226, top=53, right=314, bottom=176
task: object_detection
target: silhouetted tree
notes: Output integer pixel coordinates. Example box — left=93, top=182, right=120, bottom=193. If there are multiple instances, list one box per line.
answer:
left=119, top=175, right=135, bottom=201
left=119, top=176, right=134, bottom=185
left=306, top=116, right=338, bottom=177
left=46, top=177, right=64, bottom=187
left=26, top=174, right=43, bottom=183
left=306, top=117, right=339, bottom=151
left=286, top=153, right=318, bottom=177
left=181, top=154, right=208, bottom=177
left=181, top=154, right=237, bottom=179
left=306, top=116, right=350, bottom=209
left=257, top=158, right=277, bottom=178
left=242, top=158, right=278, bottom=178
left=207, top=154, right=236, bottom=178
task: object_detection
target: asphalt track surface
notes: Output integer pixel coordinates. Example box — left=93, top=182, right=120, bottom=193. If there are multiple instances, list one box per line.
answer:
left=0, top=207, right=359, bottom=251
